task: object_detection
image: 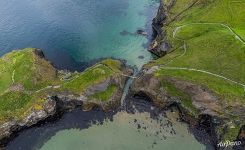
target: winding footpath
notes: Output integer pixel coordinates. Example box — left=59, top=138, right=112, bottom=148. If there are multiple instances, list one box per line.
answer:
left=157, top=23, right=245, bottom=91
left=160, top=67, right=245, bottom=89
left=11, top=70, right=15, bottom=83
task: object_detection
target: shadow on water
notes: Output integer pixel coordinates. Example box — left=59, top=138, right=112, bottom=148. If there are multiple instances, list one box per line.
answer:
left=6, top=94, right=215, bottom=150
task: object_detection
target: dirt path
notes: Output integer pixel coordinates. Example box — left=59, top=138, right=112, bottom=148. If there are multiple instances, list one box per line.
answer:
left=100, top=63, right=137, bottom=79
left=11, top=70, right=15, bottom=83
left=154, top=23, right=245, bottom=91
left=174, top=23, right=245, bottom=44
left=159, top=66, right=245, bottom=90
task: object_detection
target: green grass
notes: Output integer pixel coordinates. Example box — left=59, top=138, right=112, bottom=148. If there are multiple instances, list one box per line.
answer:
left=89, top=84, right=117, bottom=102
left=223, top=126, right=240, bottom=141
left=61, top=59, right=122, bottom=94
left=0, top=48, right=123, bottom=123
left=0, top=92, right=31, bottom=121
left=0, top=92, right=31, bottom=111
left=0, top=48, right=59, bottom=93
left=101, top=59, right=122, bottom=72
left=161, top=80, right=198, bottom=115
left=156, top=70, right=245, bottom=105
left=0, top=48, right=59, bottom=122
left=61, top=64, right=114, bottom=94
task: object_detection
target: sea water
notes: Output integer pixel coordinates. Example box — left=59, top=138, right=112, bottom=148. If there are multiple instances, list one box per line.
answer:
left=0, top=0, right=158, bottom=69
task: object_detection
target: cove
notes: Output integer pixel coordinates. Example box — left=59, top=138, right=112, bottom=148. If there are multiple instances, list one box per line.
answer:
left=6, top=98, right=212, bottom=150
left=0, top=0, right=159, bottom=70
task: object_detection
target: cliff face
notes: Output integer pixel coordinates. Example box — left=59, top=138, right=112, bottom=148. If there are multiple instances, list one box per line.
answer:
left=148, top=0, right=171, bottom=57
left=0, top=48, right=132, bottom=146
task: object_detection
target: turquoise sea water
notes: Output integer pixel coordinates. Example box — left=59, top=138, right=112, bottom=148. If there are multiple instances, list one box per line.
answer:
left=0, top=0, right=158, bottom=69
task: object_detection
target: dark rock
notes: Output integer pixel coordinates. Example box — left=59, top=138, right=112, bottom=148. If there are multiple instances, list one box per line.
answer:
left=34, top=48, right=45, bottom=58
left=120, top=30, right=131, bottom=36
left=130, top=74, right=174, bottom=108
left=138, top=55, right=145, bottom=59
left=148, top=0, right=171, bottom=57
left=136, top=29, right=147, bottom=36
left=148, top=41, right=170, bottom=57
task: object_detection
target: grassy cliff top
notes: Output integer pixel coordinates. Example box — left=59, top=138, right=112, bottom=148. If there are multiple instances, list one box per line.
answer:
left=148, top=0, right=245, bottom=106
left=0, top=48, right=124, bottom=123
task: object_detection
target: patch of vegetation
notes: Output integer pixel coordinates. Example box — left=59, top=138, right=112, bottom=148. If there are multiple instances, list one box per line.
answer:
left=89, top=84, right=117, bottom=102
left=156, top=70, right=245, bottom=106
left=61, top=64, right=114, bottom=94
left=223, top=126, right=240, bottom=141
left=101, top=59, right=122, bottom=72
left=61, top=59, right=122, bottom=94
left=161, top=80, right=198, bottom=115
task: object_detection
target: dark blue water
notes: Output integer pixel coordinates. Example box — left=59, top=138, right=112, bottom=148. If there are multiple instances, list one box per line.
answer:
left=0, top=0, right=159, bottom=70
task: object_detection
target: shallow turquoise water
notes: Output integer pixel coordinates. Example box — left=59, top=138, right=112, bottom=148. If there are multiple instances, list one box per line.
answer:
left=0, top=0, right=158, bottom=69
left=39, top=112, right=206, bottom=150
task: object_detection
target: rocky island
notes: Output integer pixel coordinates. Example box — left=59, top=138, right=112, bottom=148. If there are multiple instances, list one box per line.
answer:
left=0, top=0, right=245, bottom=149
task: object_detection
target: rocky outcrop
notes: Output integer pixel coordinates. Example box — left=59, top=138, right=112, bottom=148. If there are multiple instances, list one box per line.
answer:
left=136, top=29, right=147, bottom=36
left=236, top=126, right=245, bottom=149
left=130, top=73, right=175, bottom=108
left=0, top=98, right=56, bottom=146
left=148, top=0, right=171, bottom=57
left=33, top=48, right=45, bottom=59
left=82, top=68, right=132, bottom=111
left=131, top=74, right=222, bottom=117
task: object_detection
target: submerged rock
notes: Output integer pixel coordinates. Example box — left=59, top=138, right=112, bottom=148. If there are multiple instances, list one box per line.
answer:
left=138, top=55, right=145, bottom=59
left=136, top=29, right=148, bottom=36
